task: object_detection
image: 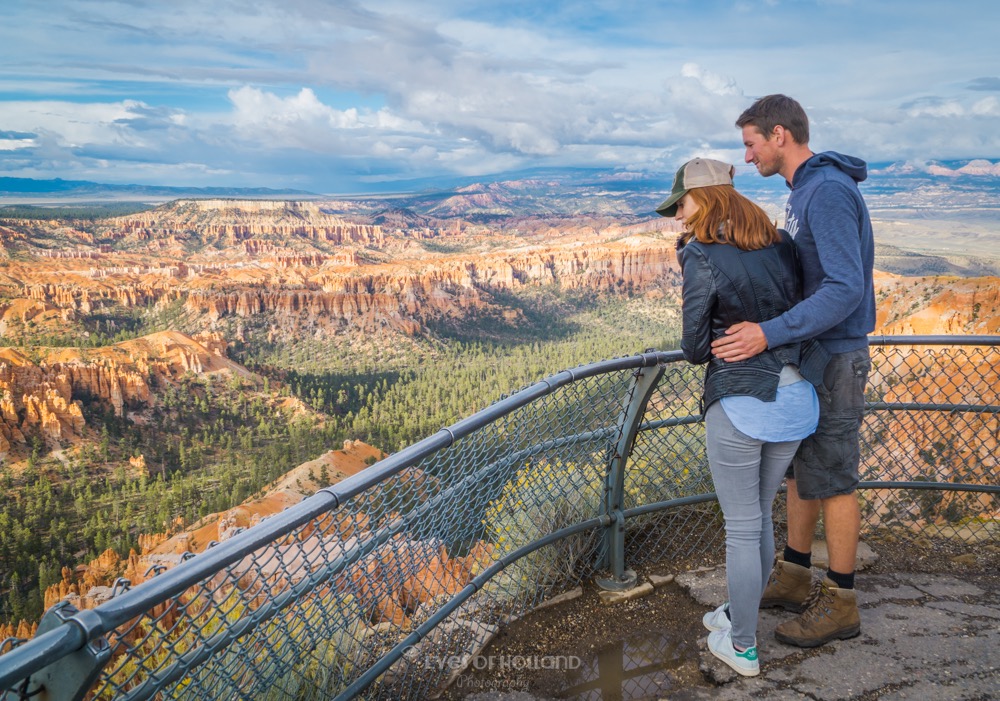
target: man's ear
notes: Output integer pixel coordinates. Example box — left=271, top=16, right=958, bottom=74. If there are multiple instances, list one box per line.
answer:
left=772, top=124, right=786, bottom=145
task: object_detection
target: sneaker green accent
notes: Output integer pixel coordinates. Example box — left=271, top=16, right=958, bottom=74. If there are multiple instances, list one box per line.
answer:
left=707, top=629, right=760, bottom=677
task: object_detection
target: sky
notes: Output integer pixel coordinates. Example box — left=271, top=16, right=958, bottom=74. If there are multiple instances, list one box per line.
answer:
left=1, top=0, right=998, bottom=194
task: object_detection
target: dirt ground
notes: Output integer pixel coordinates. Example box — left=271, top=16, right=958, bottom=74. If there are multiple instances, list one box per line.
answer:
left=438, top=527, right=1000, bottom=700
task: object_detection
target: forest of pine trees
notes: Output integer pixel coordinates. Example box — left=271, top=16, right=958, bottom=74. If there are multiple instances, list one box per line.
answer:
left=0, top=286, right=682, bottom=627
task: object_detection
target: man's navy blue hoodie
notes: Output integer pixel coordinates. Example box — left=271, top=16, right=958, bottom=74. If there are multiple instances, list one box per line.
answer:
left=760, top=151, right=876, bottom=354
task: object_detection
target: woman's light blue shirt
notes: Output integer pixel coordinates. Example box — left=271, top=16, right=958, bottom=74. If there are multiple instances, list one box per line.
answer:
left=720, top=375, right=819, bottom=443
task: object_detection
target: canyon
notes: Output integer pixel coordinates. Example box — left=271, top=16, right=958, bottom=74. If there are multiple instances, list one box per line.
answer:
left=6, top=198, right=682, bottom=343
left=0, top=196, right=995, bottom=466
left=0, top=188, right=997, bottom=649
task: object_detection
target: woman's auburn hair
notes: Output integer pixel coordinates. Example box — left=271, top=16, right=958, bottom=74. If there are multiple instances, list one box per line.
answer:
left=678, top=185, right=779, bottom=251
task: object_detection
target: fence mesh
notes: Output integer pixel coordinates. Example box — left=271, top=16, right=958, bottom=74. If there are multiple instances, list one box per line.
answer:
left=623, top=361, right=722, bottom=566
left=859, top=343, right=998, bottom=541
left=0, top=339, right=996, bottom=701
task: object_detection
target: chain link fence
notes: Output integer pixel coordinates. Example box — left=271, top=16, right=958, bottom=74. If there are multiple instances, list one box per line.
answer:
left=1, top=337, right=997, bottom=700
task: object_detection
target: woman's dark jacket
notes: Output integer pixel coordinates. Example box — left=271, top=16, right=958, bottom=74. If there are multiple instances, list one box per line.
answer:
left=677, top=229, right=828, bottom=411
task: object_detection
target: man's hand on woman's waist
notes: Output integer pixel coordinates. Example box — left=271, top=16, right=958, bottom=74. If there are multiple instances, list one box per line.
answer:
left=711, top=322, right=768, bottom=362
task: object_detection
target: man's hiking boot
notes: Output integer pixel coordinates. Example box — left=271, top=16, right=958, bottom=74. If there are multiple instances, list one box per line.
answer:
left=760, top=558, right=812, bottom=612
left=774, top=577, right=861, bottom=648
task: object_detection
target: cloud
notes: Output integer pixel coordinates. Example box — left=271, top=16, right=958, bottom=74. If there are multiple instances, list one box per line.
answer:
left=1, top=0, right=999, bottom=191
left=113, top=103, right=187, bottom=132
left=967, top=77, right=1000, bottom=91
left=229, top=87, right=363, bottom=133
left=971, top=97, right=1000, bottom=116
left=0, top=138, right=35, bottom=152
left=0, top=100, right=174, bottom=150
left=900, top=97, right=965, bottom=118
left=680, top=63, right=741, bottom=97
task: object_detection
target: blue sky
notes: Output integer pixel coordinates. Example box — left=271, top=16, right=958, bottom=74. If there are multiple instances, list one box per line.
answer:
left=1, top=0, right=998, bottom=193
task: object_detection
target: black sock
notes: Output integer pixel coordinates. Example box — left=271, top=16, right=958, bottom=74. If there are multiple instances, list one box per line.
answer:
left=827, top=569, right=855, bottom=590
left=783, top=545, right=812, bottom=569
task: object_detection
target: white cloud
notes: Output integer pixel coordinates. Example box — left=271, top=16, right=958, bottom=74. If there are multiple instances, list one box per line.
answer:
left=0, top=100, right=172, bottom=149
left=904, top=99, right=965, bottom=118
left=229, top=87, right=362, bottom=132
left=971, top=96, right=1000, bottom=116
left=680, top=63, right=741, bottom=97
left=0, top=133, right=34, bottom=151
left=1, top=0, right=999, bottom=190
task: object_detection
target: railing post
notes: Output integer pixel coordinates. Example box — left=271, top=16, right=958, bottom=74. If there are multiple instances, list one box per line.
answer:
left=596, top=360, right=664, bottom=591
left=3, top=601, right=110, bottom=701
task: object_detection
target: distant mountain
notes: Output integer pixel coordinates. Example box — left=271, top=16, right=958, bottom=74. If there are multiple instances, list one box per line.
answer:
left=3, top=158, right=998, bottom=214
left=873, top=158, right=1000, bottom=178
left=0, top=176, right=316, bottom=199
left=327, top=160, right=1000, bottom=217
left=370, top=206, right=441, bottom=229
left=874, top=243, right=1000, bottom=278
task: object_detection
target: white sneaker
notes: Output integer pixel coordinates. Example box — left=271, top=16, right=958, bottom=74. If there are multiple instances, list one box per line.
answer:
left=707, top=628, right=760, bottom=677
left=703, top=602, right=732, bottom=632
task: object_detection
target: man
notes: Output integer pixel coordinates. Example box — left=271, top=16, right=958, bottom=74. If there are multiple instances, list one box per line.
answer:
left=712, top=94, right=875, bottom=648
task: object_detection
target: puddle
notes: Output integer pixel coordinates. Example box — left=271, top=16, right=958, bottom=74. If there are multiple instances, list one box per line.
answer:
left=558, top=631, right=700, bottom=700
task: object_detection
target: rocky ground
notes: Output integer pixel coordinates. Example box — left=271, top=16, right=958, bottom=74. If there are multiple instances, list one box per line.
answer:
left=437, top=527, right=1000, bottom=701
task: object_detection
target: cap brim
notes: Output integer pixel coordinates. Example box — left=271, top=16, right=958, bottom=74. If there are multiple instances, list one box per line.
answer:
left=655, top=190, right=685, bottom=218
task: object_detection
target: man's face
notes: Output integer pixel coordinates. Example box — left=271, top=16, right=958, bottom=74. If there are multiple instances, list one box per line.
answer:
left=742, top=125, right=782, bottom=178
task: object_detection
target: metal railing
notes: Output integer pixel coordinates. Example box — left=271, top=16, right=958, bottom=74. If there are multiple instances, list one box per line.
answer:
left=1, top=336, right=997, bottom=700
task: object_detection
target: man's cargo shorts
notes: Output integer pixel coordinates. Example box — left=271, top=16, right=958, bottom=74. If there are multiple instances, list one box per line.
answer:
left=789, top=347, right=871, bottom=500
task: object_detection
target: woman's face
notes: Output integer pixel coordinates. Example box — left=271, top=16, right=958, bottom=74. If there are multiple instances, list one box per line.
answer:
left=674, top=192, right=699, bottom=227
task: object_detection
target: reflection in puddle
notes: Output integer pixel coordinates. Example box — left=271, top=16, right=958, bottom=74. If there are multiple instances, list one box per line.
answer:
left=559, top=631, right=699, bottom=700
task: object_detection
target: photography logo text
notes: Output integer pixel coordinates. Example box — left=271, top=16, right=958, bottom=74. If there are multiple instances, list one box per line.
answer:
left=423, top=653, right=582, bottom=672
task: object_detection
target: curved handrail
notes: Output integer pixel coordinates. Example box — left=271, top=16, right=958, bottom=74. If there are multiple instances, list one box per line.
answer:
left=1, top=337, right=997, bottom=700
left=0, top=351, right=670, bottom=692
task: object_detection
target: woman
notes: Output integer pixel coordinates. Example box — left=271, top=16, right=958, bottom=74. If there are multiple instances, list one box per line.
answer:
left=656, top=158, right=821, bottom=676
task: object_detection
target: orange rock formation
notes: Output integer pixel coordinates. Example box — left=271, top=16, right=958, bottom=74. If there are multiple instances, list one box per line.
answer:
left=2, top=199, right=683, bottom=341
left=874, top=273, right=1000, bottom=336
left=0, top=330, right=242, bottom=457
left=36, top=439, right=494, bottom=640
